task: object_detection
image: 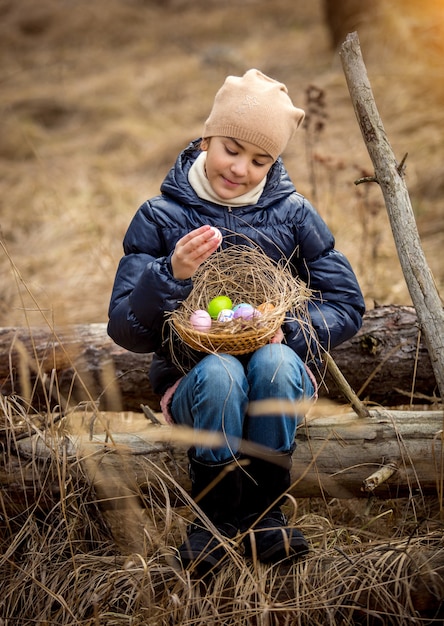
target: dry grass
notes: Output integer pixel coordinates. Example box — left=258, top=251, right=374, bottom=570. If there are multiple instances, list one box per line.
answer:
left=1, top=392, right=444, bottom=624
left=1, top=0, right=444, bottom=622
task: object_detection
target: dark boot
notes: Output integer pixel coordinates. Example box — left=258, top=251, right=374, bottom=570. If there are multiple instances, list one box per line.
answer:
left=240, top=452, right=309, bottom=564
left=178, top=453, right=242, bottom=576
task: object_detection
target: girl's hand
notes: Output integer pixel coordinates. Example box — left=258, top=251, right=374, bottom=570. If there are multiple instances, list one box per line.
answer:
left=171, top=225, right=221, bottom=280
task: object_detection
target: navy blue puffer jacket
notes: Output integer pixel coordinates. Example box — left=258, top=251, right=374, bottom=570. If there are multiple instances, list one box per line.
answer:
left=108, top=140, right=365, bottom=395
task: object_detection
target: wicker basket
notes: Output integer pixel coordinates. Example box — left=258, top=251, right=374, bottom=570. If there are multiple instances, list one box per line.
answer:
left=170, top=244, right=310, bottom=355
left=173, top=316, right=285, bottom=355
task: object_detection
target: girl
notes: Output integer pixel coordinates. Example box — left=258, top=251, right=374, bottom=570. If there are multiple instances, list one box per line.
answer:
left=108, top=69, right=365, bottom=575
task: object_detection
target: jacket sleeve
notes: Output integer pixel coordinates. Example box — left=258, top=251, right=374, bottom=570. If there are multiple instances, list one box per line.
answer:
left=284, top=197, right=365, bottom=361
left=107, top=202, right=193, bottom=353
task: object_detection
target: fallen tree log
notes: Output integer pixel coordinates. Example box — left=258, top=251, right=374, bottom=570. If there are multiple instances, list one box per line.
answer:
left=74, top=408, right=444, bottom=500
left=0, top=305, right=438, bottom=412
left=3, top=408, right=443, bottom=516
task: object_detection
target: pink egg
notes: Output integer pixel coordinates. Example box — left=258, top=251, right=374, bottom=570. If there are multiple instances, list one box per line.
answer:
left=189, top=309, right=212, bottom=331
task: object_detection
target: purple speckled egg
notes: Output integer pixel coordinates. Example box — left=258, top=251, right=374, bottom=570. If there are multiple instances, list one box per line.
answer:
left=233, top=303, right=255, bottom=321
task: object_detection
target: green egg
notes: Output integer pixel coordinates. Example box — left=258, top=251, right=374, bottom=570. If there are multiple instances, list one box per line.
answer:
left=207, top=295, right=233, bottom=319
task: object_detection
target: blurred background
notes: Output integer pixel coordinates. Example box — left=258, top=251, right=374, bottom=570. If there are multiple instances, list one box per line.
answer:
left=1, top=0, right=443, bottom=328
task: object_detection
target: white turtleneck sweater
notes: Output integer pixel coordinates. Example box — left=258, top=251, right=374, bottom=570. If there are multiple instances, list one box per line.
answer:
left=187, top=151, right=266, bottom=208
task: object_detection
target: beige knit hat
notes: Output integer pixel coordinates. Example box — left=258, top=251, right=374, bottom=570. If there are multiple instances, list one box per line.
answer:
left=203, top=69, right=305, bottom=160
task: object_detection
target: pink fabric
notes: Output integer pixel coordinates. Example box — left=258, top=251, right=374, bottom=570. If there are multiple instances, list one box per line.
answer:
left=305, top=364, right=319, bottom=401
left=159, top=377, right=184, bottom=424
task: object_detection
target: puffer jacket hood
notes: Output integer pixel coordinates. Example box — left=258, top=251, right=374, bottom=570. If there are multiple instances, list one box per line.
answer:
left=108, top=140, right=365, bottom=396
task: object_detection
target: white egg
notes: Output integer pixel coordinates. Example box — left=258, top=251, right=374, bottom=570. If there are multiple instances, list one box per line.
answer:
left=217, top=308, right=235, bottom=323
left=210, top=226, right=222, bottom=245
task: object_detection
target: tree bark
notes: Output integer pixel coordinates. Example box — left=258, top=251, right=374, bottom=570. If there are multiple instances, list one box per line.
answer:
left=339, top=32, right=444, bottom=402
left=74, top=408, right=444, bottom=499
left=0, top=305, right=438, bottom=412
left=3, top=409, right=443, bottom=512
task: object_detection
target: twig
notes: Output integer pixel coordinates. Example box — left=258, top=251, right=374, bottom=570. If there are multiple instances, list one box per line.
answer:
left=354, top=152, right=408, bottom=186
left=362, top=462, right=398, bottom=492
left=141, top=404, right=163, bottom=426
left=354, top=174, right=379, bottom=186
left=323, top=351, right=371, bottom=419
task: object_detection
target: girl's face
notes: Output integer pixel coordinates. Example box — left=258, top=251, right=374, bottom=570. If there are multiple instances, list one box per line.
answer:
left=200, top=136, right=274, bottom=200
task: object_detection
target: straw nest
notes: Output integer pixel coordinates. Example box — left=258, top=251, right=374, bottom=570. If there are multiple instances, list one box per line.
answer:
left=170, top=244, right=311, bottom=355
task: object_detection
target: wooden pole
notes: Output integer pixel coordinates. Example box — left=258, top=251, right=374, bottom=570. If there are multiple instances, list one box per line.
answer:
left=339, top=32, right=444, bottom=402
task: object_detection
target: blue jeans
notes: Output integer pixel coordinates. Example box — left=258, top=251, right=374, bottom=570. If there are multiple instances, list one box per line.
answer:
left=170, top=343, right=315, bottom=463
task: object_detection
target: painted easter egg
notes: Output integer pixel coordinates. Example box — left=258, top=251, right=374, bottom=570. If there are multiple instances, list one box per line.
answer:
left=257, top=302, right=275, bottom=315
left=217, top=308, right=235, bottom=323
left=232, top=302, right=250, bottom=312
left=209, top=226, right=223, bottom=245
left=233, top=303, right=255, bottom=321
left=207, top=295, right=233, bottom=319
left=189, top=309, right=212, bottom=331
